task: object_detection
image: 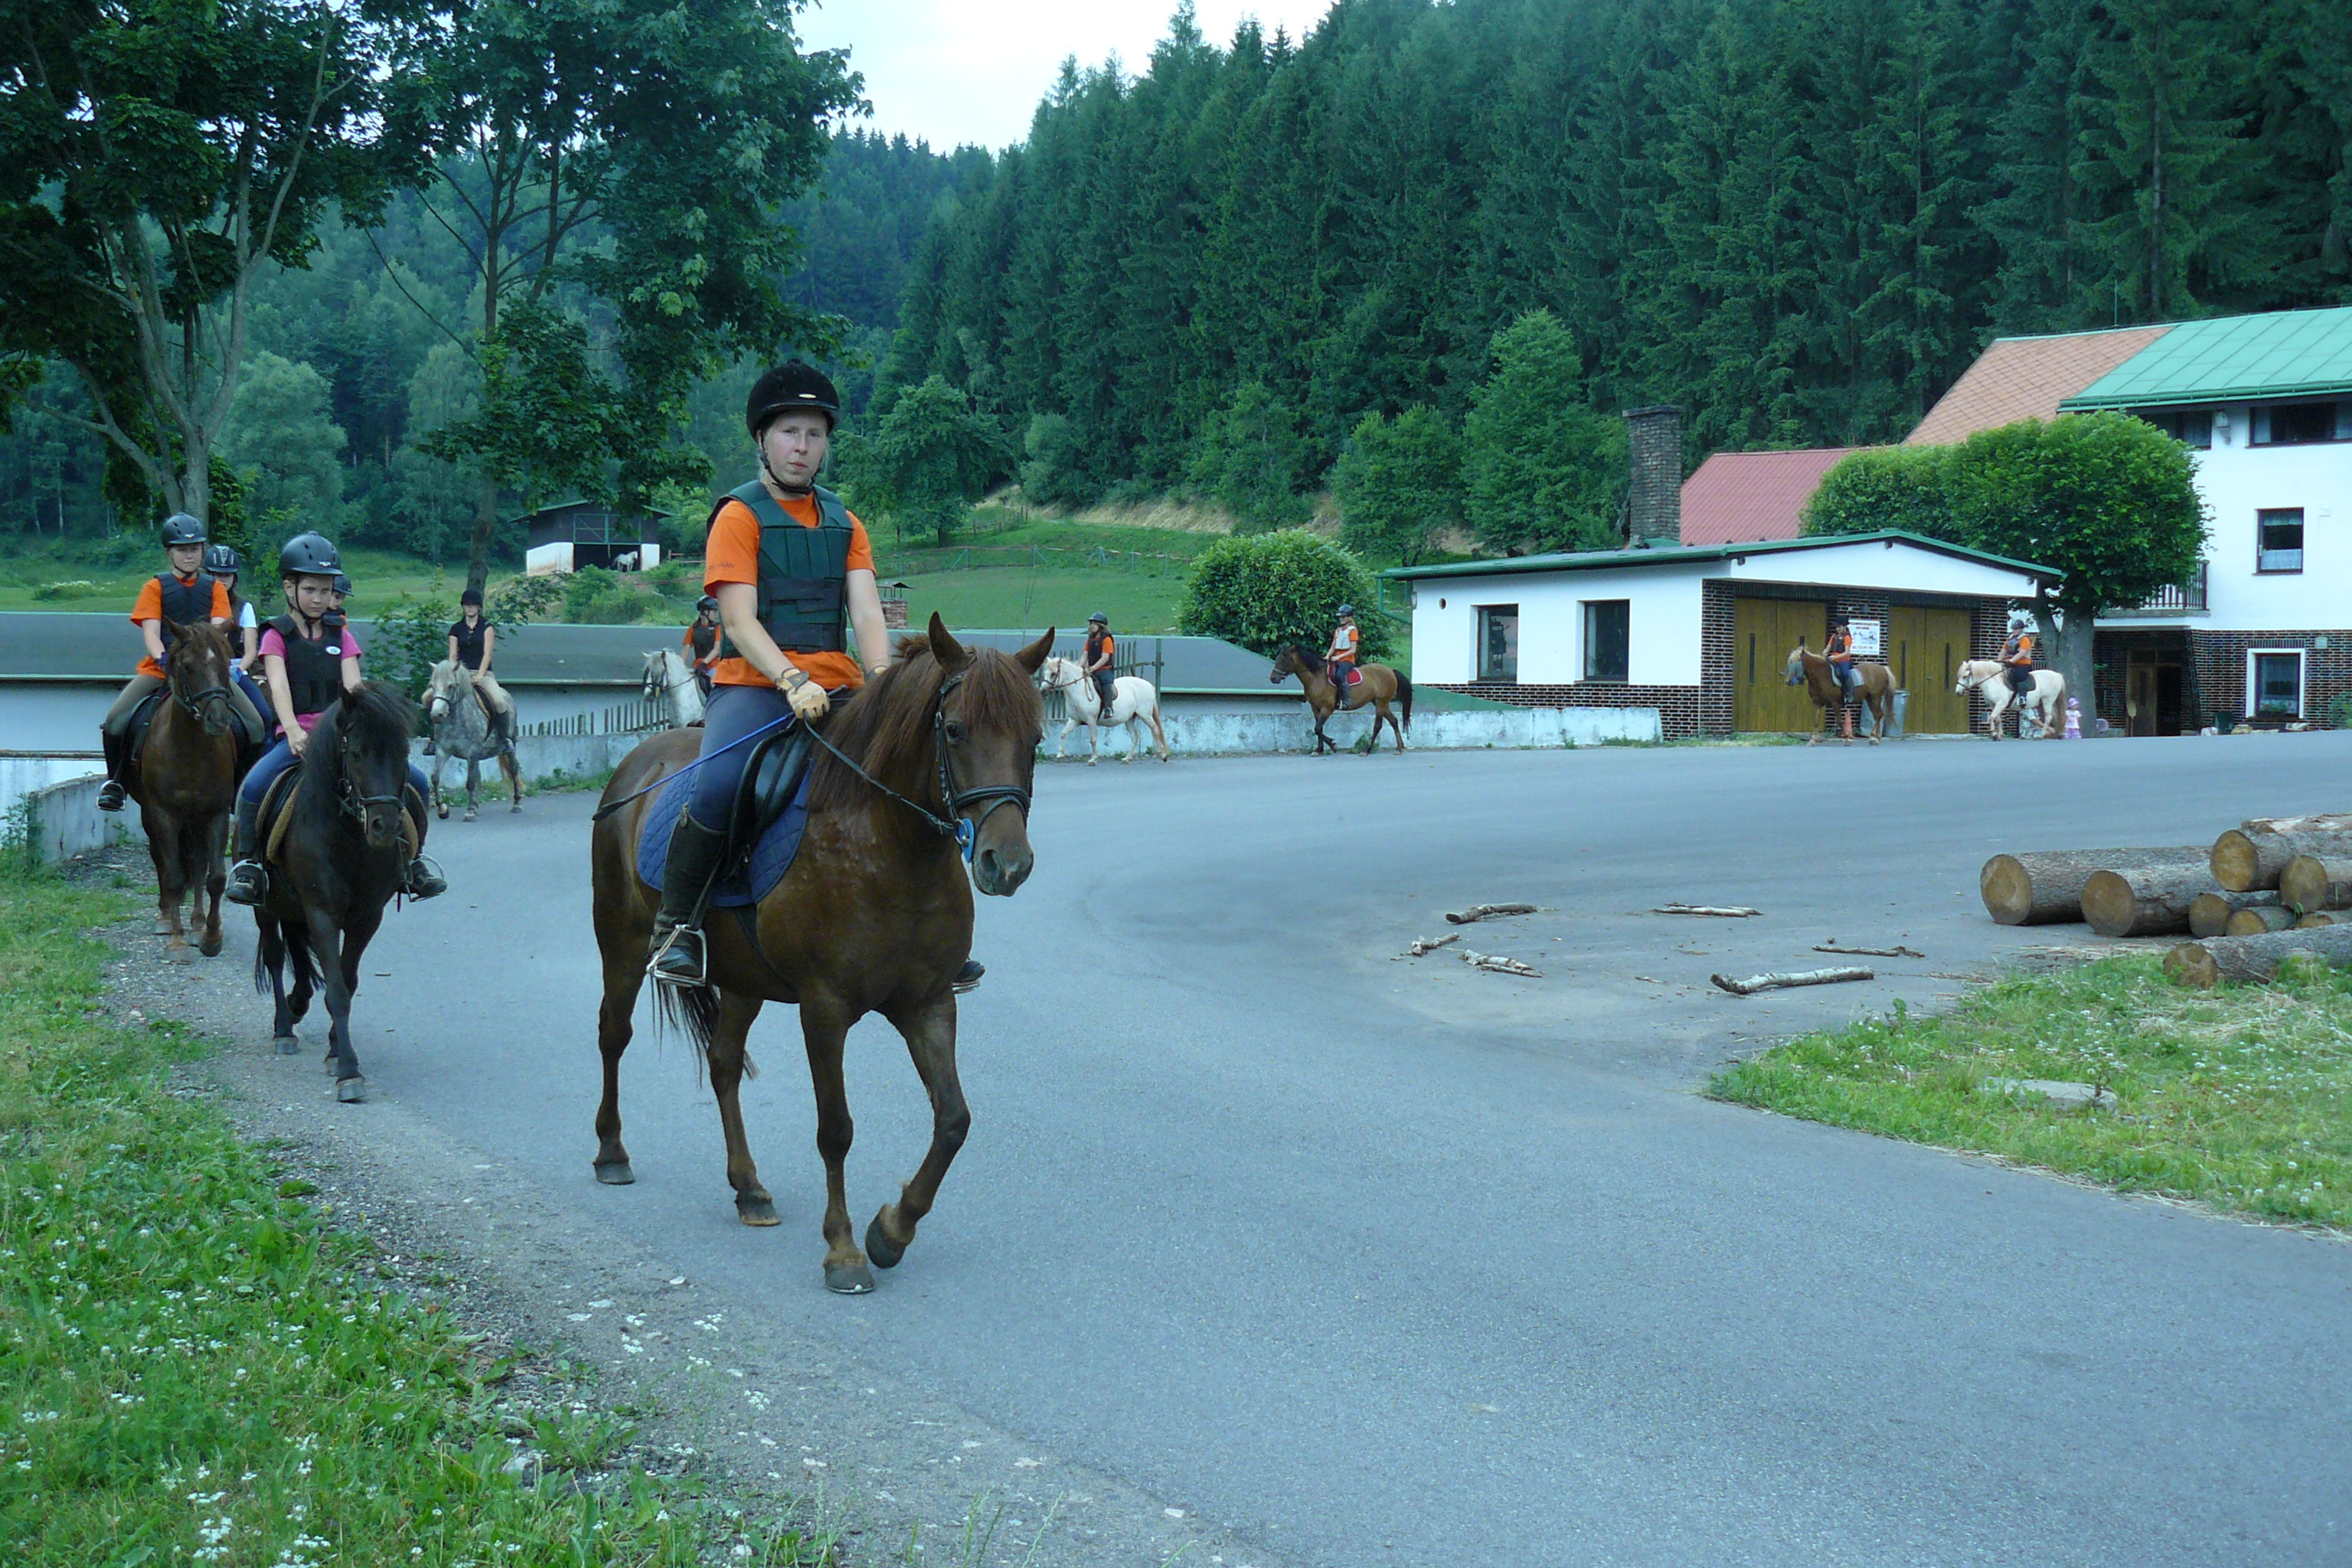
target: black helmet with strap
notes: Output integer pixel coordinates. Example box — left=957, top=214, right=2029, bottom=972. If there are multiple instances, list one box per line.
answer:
left=745, top=360, right=841, bottom=436
left=331, top=572, right=353, bottom=599
left=697, top=594, right=719, bottom=615
left=279, top=532, right=342, bottom=579
left=1336, top=603, right=1354, bottom=618
left=1087, top=611, right=1107, bottom=626
left=160, top=512, right=207, bottom=547
left=202, top=544, right=240, bottom=575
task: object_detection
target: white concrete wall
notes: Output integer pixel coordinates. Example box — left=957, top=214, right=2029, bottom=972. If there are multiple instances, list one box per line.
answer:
left=1406, top=567, right=1707, bottom=684
left=1060, top=704, right=1661, bottom=758
left=2180, top=416, right=2351, bottom=630
left=0, top=681, right=119, bottom=751
left=15, top=773, right=144, bottom=864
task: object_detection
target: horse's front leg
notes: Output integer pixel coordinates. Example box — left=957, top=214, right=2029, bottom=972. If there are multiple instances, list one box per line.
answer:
left=867, top=994, right=969, bottom=1279
left=501, top=748, right=522, bottom=812
left=460, top=759, right=479, bottom=821
left=590, top=903, right=648, bottom=1185
left=1086, top=712, right=1100, bottom=766
left=432, top=750, right=450, bottom=818
left=706, top=987, right=778, bottom=1226
left=305, top=910, right=366, bottom=1102
left=1054, top=715, right=1073, bottom=760
left=198, top=812, right=226, bottom=956
left=799, top=995, right=874, bottom=1292
left=149, top=813, right=194, bottom=959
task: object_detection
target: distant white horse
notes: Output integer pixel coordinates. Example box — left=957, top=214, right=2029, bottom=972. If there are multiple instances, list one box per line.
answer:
left=1039, top=655, right=1170, bottom=764
left=613, top=550, right=640, bottom=572
left=1956, top=658, right=2066, bottom=740
left=641, top=647, right=705, bottom=729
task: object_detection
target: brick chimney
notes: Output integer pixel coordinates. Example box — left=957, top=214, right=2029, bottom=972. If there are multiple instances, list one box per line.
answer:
left=1622, top=404, right=1684, bottom=546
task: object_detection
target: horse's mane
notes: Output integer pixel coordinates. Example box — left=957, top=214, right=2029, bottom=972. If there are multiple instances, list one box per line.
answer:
left=1287, top=642, right=1325, bottom=673
left=807, top=637, right=1040, bottom=812
left=314, top=681, right=420, bottom=776
left=166, top=619, right=236, bottom=673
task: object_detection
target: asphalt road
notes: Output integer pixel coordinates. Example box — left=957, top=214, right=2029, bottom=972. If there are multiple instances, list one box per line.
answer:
left=181, top=733, right=2352, bottom=1566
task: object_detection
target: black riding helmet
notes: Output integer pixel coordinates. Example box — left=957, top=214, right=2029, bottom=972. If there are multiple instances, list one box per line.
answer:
left=697, top=594, right=720, bottom=615
left=202, top=544, right=240, bottom=575
left=460, top=586, right=485, bottom=607
left=1087, top=612, right=1107, bottom=625
left=745, top=360, right=841, bottom=436
left=279, top=532, right=342, bottom=578
left=1336, top=603, right=1354, bottom=618
left=161, top=512, right=206, bottom=547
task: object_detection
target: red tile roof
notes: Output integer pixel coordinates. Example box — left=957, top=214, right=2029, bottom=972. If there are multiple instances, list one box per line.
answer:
left=1678, top=447, right=1869, bottom=546
left=1906, top=326, right=2173, bottom=445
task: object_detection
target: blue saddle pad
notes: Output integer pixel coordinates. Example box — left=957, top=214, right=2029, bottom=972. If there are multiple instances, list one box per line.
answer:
left=635, top=767, right=811, bottom=909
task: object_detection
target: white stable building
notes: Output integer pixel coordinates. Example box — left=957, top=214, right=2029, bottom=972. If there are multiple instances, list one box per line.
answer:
left=1387, top=531, right=2058, bottom=739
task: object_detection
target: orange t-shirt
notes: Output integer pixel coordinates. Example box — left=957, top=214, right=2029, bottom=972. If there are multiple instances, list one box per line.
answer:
left=702, top=492, right=875, bottom=691
left=129, top=572, right=232, bottom=678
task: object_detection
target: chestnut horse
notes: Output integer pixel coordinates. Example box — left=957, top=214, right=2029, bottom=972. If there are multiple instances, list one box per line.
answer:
left=129, top=619, right=244, bottom=961
left=1269, top=644, right=1412, bottom=754
left=589, top=617, right=1050, bottom=1294
left=1785, top=644, right=1897, bottom=744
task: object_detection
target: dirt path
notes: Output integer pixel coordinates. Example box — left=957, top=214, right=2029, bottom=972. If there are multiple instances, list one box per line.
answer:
left=84, top=847, right=1282, bottom=1568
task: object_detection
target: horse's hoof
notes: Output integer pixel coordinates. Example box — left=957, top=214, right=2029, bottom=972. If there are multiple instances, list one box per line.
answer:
left=435, top=802, right=449, bottom=820
left=155, top=919, right=173, bottom=936
left=335, top=1076, right=368, bottom=1104
left=825, top=1261, right=877, bottom=1295
left=199, top=935, right=222, bottom=957
left=275, top=1035, right=300, bottom=1055
left=593, top=1160, right=635, bottom=1186
left=864, top=1213, right=906, bottom=1269
left=735, top=1194, right=780, bottom=1227
left=510, top=803, right=521, bottom=814
left=463, top=808, right=476, bottom=822
left=164, top=946, right=191, bottom=965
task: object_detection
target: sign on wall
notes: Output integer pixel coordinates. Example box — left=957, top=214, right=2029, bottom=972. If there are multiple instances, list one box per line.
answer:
left=1849, top=618, right=1883, bottom=656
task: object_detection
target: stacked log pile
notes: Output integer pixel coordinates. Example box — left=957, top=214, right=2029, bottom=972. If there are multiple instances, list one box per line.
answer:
left=1981, top=813, right=2352, bottom=987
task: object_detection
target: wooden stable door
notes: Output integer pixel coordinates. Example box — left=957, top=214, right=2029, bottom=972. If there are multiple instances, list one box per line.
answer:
left=1733, top=596, right=1829, bottom=732
left=1886, top=606, right=1971, bottom=733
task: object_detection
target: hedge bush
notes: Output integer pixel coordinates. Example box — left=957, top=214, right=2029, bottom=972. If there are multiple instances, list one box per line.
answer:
left=1177, top=529, right=1389, bottom=658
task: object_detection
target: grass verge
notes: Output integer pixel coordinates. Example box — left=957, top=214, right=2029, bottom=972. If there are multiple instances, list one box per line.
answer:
left=1709, top=956, right=2352, bottom=1229
left=0, top=867, right=830, bottom=1566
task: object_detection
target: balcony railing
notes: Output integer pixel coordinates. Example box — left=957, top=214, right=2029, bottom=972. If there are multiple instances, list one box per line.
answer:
left=2106, top=561, right=2209, bottom=618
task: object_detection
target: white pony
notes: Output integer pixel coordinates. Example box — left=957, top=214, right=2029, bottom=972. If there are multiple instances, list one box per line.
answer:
left=1038, top=654, right=1171, bottom=764
left=1956, top=658, right=2066, bottom=740
left=641, top=646, right=706, bottom=729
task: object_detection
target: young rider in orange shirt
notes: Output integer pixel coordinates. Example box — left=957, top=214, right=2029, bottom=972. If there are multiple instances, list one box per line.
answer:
left=97, top=513, right=268, bottom=811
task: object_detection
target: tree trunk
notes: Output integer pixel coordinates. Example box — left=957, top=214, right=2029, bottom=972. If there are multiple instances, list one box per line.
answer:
left=466, top=478, right=499, bottom=599
left=2210, top=824, right=2352, bottom=892
left=2279, top=857, right=2352, bottom=916
left=2037, top=603, right=2097, bottom=735
left=2223, top=905, right=2298, bottom=936
left=2079, top=863, right=2218, bottom=937
left=2188, top=890, right=2279, bottom=938
left=2164, top=925, right=2352, bottom=988
left=1978, top=847, right=2204, bottom=926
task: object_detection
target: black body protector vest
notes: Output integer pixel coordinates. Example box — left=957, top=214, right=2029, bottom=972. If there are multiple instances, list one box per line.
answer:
left=688, top=619, right=718, bottom=662
left=451, top=616, right=488, bottom=670
left=152, top=573, right=213, bottom=652
left=707, top=480, right=854, bottom=658
left=270, top=614, right=346, bottom=716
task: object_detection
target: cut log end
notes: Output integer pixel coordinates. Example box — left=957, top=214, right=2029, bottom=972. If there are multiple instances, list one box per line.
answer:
left=2188, top=890, right=2279, bottom=939
left=2210, top=830, right=2260, bottom=892
left=2280, top=856, right=2352, bottom=917
left=2164, top=943, right=2221, bottom=989
left=1980, top=855, right=2033, bottom=926
left=2079, top=861, right=2217, bottom=938
left=2224, top=905, right=2298, bottom=937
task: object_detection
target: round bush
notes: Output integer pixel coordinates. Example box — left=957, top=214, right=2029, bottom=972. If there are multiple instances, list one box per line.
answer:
left=1176, top=530, right=1389, bottom=658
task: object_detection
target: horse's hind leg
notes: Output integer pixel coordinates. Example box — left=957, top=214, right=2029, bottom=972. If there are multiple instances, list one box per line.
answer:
left=867, top=995, right=968, bottom=1280
left=591, top=905, right=648, bottom=1185
left=463, top=760, right=479, bottom=822
left=431, top=750, right=449, bottom=818
left=501, top=748, right=522, bottom=812
left=704, top=988, right=780, bottom=1226
left=798, top=995, right=874, bottom=1292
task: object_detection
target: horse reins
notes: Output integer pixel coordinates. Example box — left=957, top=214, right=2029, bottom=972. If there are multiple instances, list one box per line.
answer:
left=804, top=668, right=1031, bottom=864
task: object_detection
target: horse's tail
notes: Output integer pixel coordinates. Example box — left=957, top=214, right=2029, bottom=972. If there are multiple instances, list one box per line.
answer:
left=1396, top=669, right=1413, bottom=733
left=251, top=914, right=313, bottom=996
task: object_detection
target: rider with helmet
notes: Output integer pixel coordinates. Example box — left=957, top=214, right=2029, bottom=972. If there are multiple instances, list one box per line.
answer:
left=683, top=594, right=723, bottom=701
left=1999, top=612, right=2040, bottom=701
left=204, top=544, right=261, bottom=671
left=645, top=360, right=897, bottom=986
left=223, top=534, right=446, bottom=906
left=96, top=514, right=269, bottom=812
left=446, top=586, right=514, bottom=740
left=1824, top=614, right=1858, bottom=702
left=1327, top=605, right=1361, bottom=705
left=1081, top=612, right=1117, bottom=715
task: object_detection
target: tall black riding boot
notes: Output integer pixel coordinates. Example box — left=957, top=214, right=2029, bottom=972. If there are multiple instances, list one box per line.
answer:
left=648, top=813, right=731, bottom=985
left=224, top=795, right=267, bottom=906
left=96, top=730, right=129, bottom=812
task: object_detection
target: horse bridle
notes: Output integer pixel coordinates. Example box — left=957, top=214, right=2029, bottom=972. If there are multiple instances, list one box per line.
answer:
left=803, top=667, right=1033, bottom=863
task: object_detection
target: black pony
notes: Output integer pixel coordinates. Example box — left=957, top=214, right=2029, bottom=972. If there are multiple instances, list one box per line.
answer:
left=250, top=681, right=426, bottom=1102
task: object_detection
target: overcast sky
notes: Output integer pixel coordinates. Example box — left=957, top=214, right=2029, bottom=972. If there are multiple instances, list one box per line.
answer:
left=797, top=1, right=1341, bottom=153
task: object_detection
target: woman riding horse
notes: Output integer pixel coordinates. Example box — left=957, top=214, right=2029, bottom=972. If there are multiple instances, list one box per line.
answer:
left=224, top=534, right=444, bottom=906
left=645, top=361, right=980, bottom=996
left=96, top=514, right=268, bottom=812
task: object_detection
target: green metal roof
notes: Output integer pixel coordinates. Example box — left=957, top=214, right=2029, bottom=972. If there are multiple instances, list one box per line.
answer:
left=2059, top=306, right=2352, bottom=410
left=1380, top=530, right=2060, bottom=583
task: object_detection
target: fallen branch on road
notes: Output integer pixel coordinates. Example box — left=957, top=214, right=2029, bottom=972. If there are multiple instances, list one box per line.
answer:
left=1446, top=903, right=1538, bottom=924
left=1814, top=942, right=1923, bottom=959
left=1657, top=902, right=1762, bottom=918
left=1710, top=965, right=1873, bottom=995
left=1395, top=933, right=1462, bottom=958
left=1460, top=948, right=1542, bottom=977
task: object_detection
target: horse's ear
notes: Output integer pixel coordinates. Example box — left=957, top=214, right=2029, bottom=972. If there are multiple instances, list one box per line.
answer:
left=926, top=612, right=967, bottom=668
left=160, top=616, right=187, bottom=645
left=1014, top=627, right=1054, bottom=674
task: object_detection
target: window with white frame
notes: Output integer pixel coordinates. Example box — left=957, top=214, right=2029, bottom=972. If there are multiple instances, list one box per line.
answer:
left=2251, top=402, right=2352, bottom=445
left=2257, top=508, right=2305, bottom=573
left=2140, top=409, right=2212, bottom=448
left=2249, top=650, right=2304, bottom=719
left=1476, top=605, right=1518, bottom=682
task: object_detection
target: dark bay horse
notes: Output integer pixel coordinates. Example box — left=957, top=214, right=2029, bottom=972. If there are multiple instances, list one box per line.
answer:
left=130, top=619, right=243, bottom=961
left=1785, top=643, right=1897, bottom=744
left=1270, top=644, right=1413, bottom=754
left=251, top=682, right=426, bottom=1103
left=589, top=616, right=1050, bottom=1295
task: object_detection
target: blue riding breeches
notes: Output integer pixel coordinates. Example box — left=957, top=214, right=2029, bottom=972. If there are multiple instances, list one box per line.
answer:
left=239, top=736, right=430, bottom=809
left=687, top=684, right=796, bottom=828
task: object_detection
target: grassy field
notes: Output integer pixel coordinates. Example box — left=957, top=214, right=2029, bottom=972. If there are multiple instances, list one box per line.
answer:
left=0, top=866, right=828, bottom=1566
left=0, top=537, right=503, bottom=617
left=1710, top=956, right=2352, bottom=1229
